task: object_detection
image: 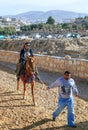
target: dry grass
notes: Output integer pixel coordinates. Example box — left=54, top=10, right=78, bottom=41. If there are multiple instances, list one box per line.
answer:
left=0, top=38, right=88, bottom=59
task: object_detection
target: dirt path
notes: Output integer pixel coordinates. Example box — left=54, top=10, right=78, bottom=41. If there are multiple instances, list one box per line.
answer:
left=0, top=62, right=88, bottom=130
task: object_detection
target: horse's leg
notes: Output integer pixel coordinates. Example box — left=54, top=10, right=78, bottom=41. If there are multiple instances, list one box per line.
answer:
left=31, top=81, right=35, bottom=105
left=17, top=80, right=20, bottom=92
left=23, top=82, right=27, bottom=99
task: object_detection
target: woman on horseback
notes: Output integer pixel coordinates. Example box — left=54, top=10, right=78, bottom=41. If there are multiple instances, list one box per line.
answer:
left=16, top=42, right=33, bottom=81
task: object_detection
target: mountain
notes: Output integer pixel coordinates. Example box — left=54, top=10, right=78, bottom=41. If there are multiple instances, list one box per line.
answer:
left=10, top=10, right=88, bottom=23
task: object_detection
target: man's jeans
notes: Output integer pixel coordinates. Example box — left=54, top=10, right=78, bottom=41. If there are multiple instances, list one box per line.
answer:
left=53, top=97, right=74, bottom=126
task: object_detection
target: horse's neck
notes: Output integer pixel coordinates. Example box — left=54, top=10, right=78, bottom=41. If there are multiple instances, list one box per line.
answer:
left=25, top=57, right=35, bottom=77
left=25, top=69, right=33, bottom=77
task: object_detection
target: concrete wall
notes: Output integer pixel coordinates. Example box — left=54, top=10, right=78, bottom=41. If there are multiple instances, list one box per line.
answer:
left=0, top=50, right=88, bottom=80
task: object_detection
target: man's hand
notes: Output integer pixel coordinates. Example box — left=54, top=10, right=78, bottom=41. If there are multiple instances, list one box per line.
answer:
left=75, top=94, right=79, bottom=98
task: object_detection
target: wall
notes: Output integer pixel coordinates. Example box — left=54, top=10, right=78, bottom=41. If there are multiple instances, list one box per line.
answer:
left=0, top=50, right=88, bottom=80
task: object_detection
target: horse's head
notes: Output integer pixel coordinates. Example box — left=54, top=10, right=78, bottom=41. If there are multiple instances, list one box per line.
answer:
left=25, top=56, right=35, bottom=76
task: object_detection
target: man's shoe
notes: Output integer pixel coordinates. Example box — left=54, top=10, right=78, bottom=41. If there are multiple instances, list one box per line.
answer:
left=52, top=117, right=56, bottom=121
left=68, top=125, right=77, bottom=128
left=71, top=125, right=77, bottom=128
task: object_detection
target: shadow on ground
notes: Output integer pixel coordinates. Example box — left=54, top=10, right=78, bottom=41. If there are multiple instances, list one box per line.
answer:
left=12, top=119, right=88, bottom=130
left=0, top=61, right=15, bottom=74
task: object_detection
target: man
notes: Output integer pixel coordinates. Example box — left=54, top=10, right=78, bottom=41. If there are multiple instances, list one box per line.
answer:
left=16, top=42, right=33, bottom=80
left=46, top=71, right=78, bottom=128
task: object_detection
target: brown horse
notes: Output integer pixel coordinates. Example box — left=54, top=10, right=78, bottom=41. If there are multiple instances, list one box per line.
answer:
left=17, top=56, right=35, bottom=105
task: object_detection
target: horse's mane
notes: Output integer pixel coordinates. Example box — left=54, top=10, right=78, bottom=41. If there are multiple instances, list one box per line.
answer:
left=25, top=56, right=35, bottom=77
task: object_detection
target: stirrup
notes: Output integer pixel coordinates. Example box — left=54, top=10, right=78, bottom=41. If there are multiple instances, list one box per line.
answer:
left=17, top=76, right=20, bottom=81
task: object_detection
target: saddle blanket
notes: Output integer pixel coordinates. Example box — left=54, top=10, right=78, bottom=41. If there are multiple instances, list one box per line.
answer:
left=22, top=73, right=35, bottom=83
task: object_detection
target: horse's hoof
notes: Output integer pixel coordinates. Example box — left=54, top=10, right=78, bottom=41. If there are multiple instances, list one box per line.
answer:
left=23, top=96, right=26, bottom=100
left=33, top=102, right=35, bottom=106
left=17, top=90, right=20, bottom=93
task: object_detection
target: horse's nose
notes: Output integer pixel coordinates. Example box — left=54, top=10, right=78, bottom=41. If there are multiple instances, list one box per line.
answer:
left=31, top=60, right=33, bottom=62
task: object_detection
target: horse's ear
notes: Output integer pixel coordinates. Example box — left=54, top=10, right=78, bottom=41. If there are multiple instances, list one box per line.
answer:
left=32, top=55, right=35, bottom=59
left=27, top=55, right=31, bottom=59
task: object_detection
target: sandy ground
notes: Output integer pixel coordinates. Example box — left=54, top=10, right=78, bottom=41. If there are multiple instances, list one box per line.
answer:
left=0, top=62, right=88, bottom=130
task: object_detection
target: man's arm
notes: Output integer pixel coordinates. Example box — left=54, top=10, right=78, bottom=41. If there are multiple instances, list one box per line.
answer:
left=72, top=80, right=79, bottom=96
left=47, top=78, right=60, bottom=90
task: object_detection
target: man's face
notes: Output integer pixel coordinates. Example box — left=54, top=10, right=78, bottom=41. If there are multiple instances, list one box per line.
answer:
left=64, top=73, right=71, bottom=80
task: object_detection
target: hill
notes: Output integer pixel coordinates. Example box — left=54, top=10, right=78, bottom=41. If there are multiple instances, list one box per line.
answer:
left=10, top=10, right=88, bottom=23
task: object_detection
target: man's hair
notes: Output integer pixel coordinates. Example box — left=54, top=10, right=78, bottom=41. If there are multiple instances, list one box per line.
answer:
left=64, top=71, right=71, bottom=75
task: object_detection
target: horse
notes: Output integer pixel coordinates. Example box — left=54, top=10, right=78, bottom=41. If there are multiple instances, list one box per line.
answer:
left=17, top=55, right=35, bottom=105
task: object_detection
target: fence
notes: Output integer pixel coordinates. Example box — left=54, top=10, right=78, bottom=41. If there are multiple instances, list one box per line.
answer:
left=0, top=50, right=88, bottom=80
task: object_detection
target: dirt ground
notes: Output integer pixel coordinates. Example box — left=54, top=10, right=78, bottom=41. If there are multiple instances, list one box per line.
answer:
left=0, top=62, right=88, bottom=130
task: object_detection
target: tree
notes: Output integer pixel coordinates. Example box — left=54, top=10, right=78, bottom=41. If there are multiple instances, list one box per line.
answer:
left=72, top=24, right=77, bottom=30
left=85, top=23, right=88, bottom=29
left=61, top=23, right=69, bottom=29
left=0, top=27, right=3, bottom=34
left=46, top=16, right=55, bottom=25
left=38, top=23, right=44, bottom=29
left=3, top=27, right=16, bottom=35
left=20, top=25, right=31, bottom=31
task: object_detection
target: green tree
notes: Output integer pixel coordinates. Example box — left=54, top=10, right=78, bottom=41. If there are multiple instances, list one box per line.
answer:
left=72, top=24, right=78, bottom=30
left=3, top=27, right=16, bottom=35
left=20, top=25, right=31, bottom=31
left=61, top=23, right=69, bottom=29
left=0, top=27, right=3, bottom=34
left=38, top=23, right=44, bottom=29
left=30, top=24, right=38, bottom=30
left=46, top=16, right=55, bottom=25
left=85, top=23, right=88, bottom=29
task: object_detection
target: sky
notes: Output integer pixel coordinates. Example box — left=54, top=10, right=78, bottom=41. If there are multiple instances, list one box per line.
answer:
left=0, top=0, right=88, bottom=16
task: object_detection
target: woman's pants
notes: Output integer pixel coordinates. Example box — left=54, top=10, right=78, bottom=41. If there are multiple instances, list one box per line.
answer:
left=16, top=62, right=25, bottom=80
